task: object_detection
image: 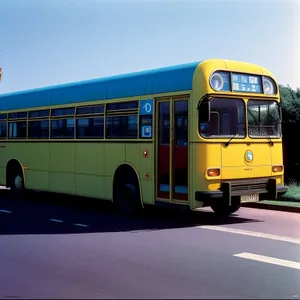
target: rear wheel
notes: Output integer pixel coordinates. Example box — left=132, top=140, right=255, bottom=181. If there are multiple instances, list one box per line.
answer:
left=211, top=196, right=241, bottom=216
left=113, top=168, right=143, bottom=216
left=9, top=166, right=25, bottom=197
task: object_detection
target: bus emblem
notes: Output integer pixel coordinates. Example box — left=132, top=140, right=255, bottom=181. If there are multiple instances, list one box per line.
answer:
left=143, top=103, right=152, bottom=114
left=245, top=150, right=253, bottom=162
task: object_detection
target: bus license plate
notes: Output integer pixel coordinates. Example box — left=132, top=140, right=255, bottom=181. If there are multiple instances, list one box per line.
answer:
left=241, top=194, right=259, bottom=203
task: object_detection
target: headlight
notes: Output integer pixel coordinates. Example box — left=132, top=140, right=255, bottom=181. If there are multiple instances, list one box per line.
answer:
left=209, top=71, right=231, bottom=92
left=210, top=73, right=224, bottom=91
left=263, top=76, right=276, bottom=95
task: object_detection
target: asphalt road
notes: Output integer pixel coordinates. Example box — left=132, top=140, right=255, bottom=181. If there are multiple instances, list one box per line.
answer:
left=0, top=190, right=299, bottom=299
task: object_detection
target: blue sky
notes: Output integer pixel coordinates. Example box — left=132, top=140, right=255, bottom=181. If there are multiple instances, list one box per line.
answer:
left=0, top=0, right=299, bottom=94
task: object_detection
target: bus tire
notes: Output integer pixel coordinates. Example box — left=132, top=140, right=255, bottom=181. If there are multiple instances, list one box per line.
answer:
left=113, top=165, right=143, bottom=216
left=211, top=196, right=241, bottom=216
left=7, top=160, right=26, bottom=198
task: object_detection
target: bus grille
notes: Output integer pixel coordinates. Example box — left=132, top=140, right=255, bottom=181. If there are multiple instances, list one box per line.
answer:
left=223, top=178, right=270, bottom=196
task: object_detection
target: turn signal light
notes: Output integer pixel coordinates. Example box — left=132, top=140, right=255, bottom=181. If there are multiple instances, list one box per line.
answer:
left=207, top=168, right=220, bottom=177
left=272, top=165, right=283, bottom=173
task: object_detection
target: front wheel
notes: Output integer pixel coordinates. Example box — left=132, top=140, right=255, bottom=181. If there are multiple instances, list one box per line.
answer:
left=113, top=172, right=143, bottom=216
left=211, top=196, right=241, bottom=216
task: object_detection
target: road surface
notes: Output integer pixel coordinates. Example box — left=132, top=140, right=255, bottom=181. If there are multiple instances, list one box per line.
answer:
left=0, top=191, right=299, bottom=299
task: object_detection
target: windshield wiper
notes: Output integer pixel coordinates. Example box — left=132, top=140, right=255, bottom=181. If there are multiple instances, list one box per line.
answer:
left=224, top=131, right=239, bottom=147
left=247, top=108, right=274, bottom=146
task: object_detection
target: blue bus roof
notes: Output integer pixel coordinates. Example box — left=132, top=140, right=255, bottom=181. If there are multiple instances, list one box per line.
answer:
left=0, top=61, right=202, bottom=111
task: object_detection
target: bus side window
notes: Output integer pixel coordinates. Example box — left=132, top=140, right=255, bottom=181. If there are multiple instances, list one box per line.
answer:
left=106, top=115, right=138, bottom=139
left=28, top=120, right=49, bottom=138
left=8, top=121, right=27, bottom=139
left=51, top=118, right=75, bottom=139
left=76, top=117, right=104, bottom=139
left=52, top=108, right=75, bottom=117
left=0, top=121, right=6, bottom=138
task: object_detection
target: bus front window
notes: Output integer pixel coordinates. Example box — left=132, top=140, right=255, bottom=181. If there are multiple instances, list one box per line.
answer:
left=247, top=100, right=281, bottom=138
left=199, top=97, right=246, bottom=138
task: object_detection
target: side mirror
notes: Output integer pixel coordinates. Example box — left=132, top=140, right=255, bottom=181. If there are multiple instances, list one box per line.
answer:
left=198, top=98, right=211, bottom=123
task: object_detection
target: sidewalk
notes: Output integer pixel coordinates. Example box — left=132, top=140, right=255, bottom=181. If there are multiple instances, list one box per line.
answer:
left=243, top=200, right=300, bottom=214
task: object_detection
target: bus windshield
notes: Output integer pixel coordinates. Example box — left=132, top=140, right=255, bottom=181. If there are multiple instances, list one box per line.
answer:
left=199, top=98, right=246, bottom=138
left=247, top=100, right=281, bottom=138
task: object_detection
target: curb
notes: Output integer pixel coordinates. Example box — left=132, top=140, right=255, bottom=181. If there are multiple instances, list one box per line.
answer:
left=242, top=202, right=300, bottom=214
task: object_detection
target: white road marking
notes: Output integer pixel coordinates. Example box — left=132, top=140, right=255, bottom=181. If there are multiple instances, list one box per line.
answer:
left=0, top=209, right=12, bottom=213
left=233, top=252, right=300, bottom=270
left=73, top=223, right=89, bottom=228
left=0, top=186, right=10, bottom=190
left=49, top=219, right=64, bottom=223
left=49, top=219, right=89, bottom=227
left=198, top=225, right=300, bottom=245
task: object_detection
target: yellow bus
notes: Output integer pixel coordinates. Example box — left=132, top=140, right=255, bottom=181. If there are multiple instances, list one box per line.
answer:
left=0, top=58, right=288, bottom=216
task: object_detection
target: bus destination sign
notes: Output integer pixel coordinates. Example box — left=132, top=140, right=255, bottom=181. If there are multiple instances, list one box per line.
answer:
left=231, top=73, right=262, bottom=93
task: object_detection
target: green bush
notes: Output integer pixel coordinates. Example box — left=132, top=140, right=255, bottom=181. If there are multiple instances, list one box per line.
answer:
left=279, top=85, right=300, bottom=124
left=280, top=181, right=300, bottom=202
left=279, top=85, right=300, bottom=184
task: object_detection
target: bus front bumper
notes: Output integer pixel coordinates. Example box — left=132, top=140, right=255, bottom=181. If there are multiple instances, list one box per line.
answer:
left=195, top=178, right=288, bottom=203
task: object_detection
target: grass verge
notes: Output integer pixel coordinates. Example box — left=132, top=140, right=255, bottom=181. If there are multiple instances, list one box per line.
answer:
left=279, top=181, right=300, bottom=202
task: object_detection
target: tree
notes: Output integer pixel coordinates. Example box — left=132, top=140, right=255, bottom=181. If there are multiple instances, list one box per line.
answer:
left=279, top=85, right=300, bottom=182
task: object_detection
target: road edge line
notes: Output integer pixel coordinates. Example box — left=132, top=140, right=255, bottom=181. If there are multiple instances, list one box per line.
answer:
left=242, top=202, right=300, bottom=213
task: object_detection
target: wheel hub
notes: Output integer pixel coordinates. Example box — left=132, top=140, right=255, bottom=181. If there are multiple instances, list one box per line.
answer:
left=14, top=175, right=23, bottom=190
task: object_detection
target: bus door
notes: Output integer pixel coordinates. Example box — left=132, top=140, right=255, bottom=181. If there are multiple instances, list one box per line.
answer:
left=156, top=98, right=189, bottom=202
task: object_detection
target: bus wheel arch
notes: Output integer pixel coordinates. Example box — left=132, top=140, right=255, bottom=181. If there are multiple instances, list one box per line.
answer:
left=113, top=163, right=143, bottom=215
left=6, top=159, right=26, bottom=196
